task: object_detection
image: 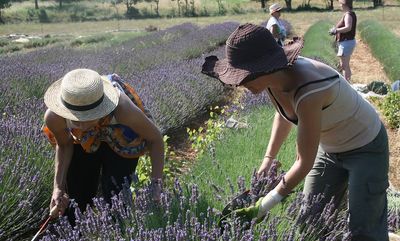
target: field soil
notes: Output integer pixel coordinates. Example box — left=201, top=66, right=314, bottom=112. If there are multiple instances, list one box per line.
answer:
left=350, top=35, right=400, bottom=192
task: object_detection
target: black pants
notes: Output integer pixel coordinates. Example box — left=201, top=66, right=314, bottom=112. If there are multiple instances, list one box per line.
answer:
left=66, top=143, right=138, bottom=222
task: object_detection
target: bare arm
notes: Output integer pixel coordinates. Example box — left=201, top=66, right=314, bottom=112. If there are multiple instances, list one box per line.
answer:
left=270, top=24, right=281, bottom=39
left=258, top=111, right=293, bottom=175
left=336, top=13, right=353, bottom=33
left=274, top=93, right=324, bottom=196
left=44, top=109, right=73, bottom=215
left=114, top=93, right=164, bottom=180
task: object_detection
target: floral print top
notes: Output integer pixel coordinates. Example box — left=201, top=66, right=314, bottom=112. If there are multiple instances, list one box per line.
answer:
left=42, top=74, right=149, bottom=158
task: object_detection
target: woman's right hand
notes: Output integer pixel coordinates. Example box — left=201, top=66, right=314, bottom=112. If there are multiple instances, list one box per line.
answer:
left=257, top=156, right=281, bottom=177
left=50, top=188, right=69, bottom=218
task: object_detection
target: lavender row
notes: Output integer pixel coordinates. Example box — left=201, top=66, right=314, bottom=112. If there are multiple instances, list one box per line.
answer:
left=41, top=171, right=351, bottom=240
left=0, top=22, right=238, bottom=134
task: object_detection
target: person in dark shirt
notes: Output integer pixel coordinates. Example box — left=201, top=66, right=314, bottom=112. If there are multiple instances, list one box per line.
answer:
left=329, top=0, right=357, bottom=82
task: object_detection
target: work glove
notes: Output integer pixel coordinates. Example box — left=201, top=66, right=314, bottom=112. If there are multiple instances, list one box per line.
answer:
left=329, top=27, right=337, bottom=36
left=232, top=189, right=283, bottom=224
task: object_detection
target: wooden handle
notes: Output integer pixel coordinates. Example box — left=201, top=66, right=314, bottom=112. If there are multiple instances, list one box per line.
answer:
left=49, top=205, right=58, bottom=217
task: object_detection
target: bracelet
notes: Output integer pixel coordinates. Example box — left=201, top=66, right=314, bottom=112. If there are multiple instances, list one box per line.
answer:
left=264, top=155, right=275, bottom=159
left=281, top=176, right=288, bottom=190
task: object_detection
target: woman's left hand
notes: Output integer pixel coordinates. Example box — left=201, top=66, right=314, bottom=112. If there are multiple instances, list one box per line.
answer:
left=151, top=178, right=162, bottom=202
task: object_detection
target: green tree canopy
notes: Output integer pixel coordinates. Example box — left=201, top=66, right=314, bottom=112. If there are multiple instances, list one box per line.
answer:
left=0, top=0, right=11, bottom=23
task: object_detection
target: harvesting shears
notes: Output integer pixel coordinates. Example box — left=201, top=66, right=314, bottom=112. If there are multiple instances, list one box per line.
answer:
left=30, top=206, right=58, bottom=241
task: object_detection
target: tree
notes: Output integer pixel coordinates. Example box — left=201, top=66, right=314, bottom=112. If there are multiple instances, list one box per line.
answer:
left=260, top=0, right=266, bottom=8
left=35, top=0, right=39, bottom=9
left=373, top=0, right=383, bottom=7
left=0, top=0, right=11, bottom=23
left=284, top=0, right=292, bottom=10
left=125, top=0, right=141, bottom=18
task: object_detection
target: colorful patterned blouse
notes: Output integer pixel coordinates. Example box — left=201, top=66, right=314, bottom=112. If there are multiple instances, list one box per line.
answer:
left=42, top=74, right=149, bottom=158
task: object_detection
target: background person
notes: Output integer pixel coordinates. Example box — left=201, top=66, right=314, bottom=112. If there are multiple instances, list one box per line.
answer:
left=202, top=23, right=389, bottom=241
left=266, top=3, right=287, bottom=46
left=329, top=0, right=357, bottom=82
left=42, top=68, right=164, bottom=221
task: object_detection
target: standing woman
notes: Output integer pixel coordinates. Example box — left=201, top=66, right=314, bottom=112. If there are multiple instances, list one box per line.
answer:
left=266, top=3, right=287, bottom=46
left=329, top=0, right=357, bottom=82
left=202, top=23, right=389, bottom=240
left=42, top=69, right=164, bottom=221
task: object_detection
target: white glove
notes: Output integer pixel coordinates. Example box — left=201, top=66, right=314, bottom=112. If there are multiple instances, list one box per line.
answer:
left=257, top=189, right=284, bottom=218
left=329, top=27, right=337, bottom=35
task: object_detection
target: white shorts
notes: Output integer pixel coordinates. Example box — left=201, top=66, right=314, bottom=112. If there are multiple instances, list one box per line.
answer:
left=337, top=39, right=356, bottom=57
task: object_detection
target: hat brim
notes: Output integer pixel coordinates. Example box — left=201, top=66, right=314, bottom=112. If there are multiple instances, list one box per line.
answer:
left=202, top=37, right=304, bottom=86
left=270, top=7, right=283, bottom=14
left=44, top=76, right=119, bottom=121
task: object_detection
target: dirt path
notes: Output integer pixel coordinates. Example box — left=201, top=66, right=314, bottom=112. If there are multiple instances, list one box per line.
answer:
left=350, top=36, right=390, bottom=84
left=351, top=35, right=400, bottom=192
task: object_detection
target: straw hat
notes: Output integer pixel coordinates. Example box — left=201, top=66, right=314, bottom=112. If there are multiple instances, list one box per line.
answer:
left=44, top=69, right=120, bottom=121
left=269, top=3, right=283, bottom=14
left=201, top=23, right=304, bottom=86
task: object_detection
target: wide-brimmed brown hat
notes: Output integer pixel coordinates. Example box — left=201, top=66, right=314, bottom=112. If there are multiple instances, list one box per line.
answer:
left=201, top=23, right=304, bottom=86
left=44, top=69, right=120, bottom=121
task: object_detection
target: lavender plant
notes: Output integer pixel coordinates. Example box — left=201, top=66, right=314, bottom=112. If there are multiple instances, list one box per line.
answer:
left=40, top=163, right=352, bottom=241
left=0, top=99, right=54, bottom=240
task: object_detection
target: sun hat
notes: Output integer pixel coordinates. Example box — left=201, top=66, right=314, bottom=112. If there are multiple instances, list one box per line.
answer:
left=269, top=3, right=282, bottom=14
left=201, top=23, right=304, bottom=86
left=44, top=68, right=120, bottom=121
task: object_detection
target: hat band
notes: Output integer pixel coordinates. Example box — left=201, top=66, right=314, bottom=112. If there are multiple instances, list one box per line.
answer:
left=61, top=94, right=104, bottom=111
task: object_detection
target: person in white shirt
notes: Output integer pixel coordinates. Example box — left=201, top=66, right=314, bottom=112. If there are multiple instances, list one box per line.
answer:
left=266, top=3, right=287, bottom=46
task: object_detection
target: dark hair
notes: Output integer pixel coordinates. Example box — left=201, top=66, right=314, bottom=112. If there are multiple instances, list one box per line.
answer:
left=343, top=0, right=353, bottom=9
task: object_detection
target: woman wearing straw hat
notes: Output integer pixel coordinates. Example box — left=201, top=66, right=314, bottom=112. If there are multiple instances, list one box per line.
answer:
left=266, top=3, right=286, bottom=46
left=42, top=69, right=164, bottom=221
left=202, top=23, right=389, bottom=240
left=329, top=0, right=357, bottom=82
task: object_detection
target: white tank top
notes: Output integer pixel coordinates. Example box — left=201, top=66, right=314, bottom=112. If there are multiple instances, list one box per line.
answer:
left=294, top=75, right=381, bottom=153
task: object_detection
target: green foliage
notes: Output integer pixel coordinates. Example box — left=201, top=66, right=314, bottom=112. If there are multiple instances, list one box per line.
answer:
left=0, top=42, right=20, bottom=54
left=0, top=37, right=8, bottom=47
left=302, top=20, right=338, bottom=69
left=378, top=91, right=400, bottom=128
left=0, top=0, right=11, bottom=17
left=187, top=106, right=225, bottom=157
left=186, top=105, right=297, bottom=209
left=134, top=135, right=177, bottom=188
left=359, top=20, right=400, bottom=83
left=0, top=36, right=59, bottom=55
left=70, top=34, right=112, bottom=47
left=23, top=37, right=59, bottom=49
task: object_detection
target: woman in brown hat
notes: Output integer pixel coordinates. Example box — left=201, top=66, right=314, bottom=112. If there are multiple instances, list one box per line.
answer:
left=202, top=23, right=388, bottom=240
left=329, top=0, right=357, bottom=82
left=42, top=69, right=164, bottom=222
